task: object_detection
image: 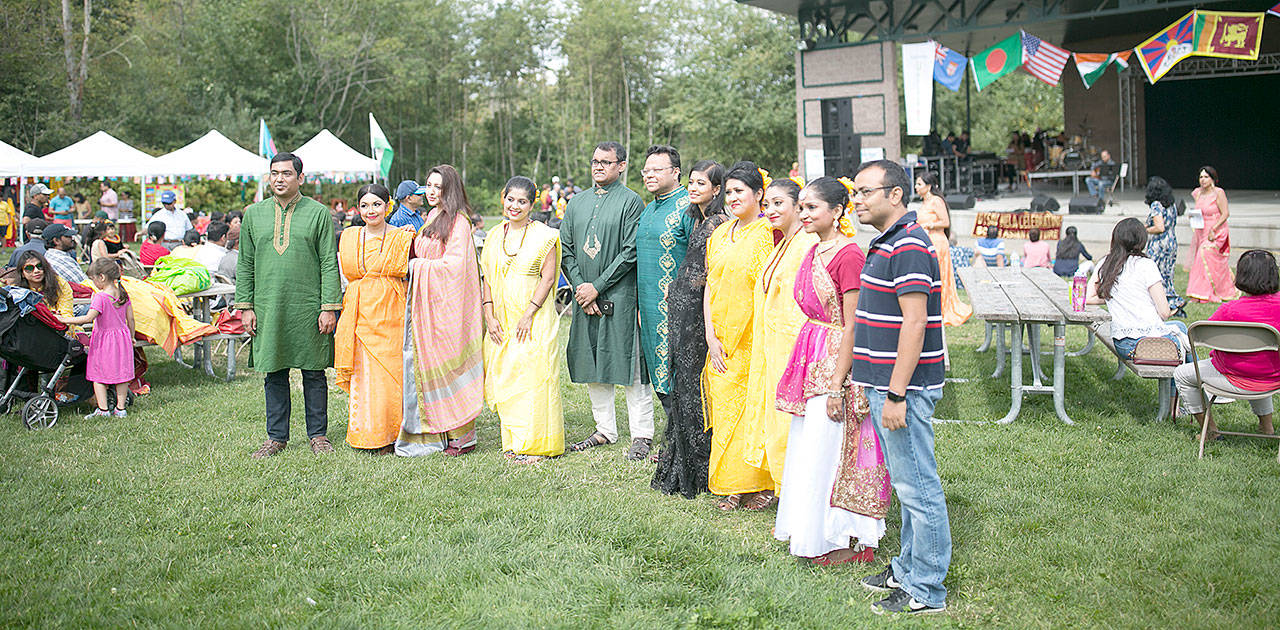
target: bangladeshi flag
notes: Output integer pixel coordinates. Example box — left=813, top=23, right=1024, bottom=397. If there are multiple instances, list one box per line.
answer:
left=1193, top=10, right=1264, bottom=60
left=971, top=33, right=1023, bottom=91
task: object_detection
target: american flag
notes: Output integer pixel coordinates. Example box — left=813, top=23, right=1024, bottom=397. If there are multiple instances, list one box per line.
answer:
left=1021, top=31, right=1070, bottom=85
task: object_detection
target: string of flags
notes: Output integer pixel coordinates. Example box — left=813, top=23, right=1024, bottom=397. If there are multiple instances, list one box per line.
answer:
left=924, top=8, right=1273, bottom=92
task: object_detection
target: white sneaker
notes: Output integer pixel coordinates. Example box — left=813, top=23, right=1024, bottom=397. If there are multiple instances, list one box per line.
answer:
left=84, top=408, right=112, bottom=419
left=113, top=408, right=128, bottom=418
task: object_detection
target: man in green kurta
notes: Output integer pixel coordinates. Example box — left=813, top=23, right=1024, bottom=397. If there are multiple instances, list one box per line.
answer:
left=561, top=141, right=653, bottom=459
left=235, top=152, right=342, bottom=458
left=636, top=145, right=695, bottom=448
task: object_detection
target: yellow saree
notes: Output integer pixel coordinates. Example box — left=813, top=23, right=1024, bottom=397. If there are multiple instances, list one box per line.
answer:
left=480, top=221, right=565, bottom=457
left=705, top=217, right=777, bottom=496
left=743, top=230, right=819, bottom=490
left=335, top=226, right=413, bottom=449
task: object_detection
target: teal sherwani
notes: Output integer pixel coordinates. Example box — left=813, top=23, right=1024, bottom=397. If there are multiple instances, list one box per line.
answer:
left=560, top=179, right=647, bottom=386
left=635, top=187, right=694, bottom=395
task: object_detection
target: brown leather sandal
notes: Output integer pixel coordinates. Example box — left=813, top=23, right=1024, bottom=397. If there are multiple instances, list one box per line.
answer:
left=717, top=494, right=744, bottom=511
left=744, top=490, right=777, bottom=511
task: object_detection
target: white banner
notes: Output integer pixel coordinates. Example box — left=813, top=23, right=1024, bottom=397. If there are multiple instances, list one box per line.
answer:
left=902, top=42, right=936, bottom=136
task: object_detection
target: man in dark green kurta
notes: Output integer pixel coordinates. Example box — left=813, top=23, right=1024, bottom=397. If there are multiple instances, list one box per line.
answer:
left=235, top=152, right=342, bottom=458
left=561, top=141, right=653, bottom=459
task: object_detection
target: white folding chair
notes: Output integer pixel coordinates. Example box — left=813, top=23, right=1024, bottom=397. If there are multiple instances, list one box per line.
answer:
left=1187, top=321, right=1280, bottom=460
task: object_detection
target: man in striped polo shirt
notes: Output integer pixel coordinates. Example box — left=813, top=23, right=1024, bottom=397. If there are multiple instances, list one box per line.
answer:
left=848, top=160, right=950, bottom=616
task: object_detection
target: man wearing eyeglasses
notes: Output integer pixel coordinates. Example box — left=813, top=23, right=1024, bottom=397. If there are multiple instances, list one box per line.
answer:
left=631, top=144, right=694, bottom=461
left=848, top=160, right=951, bottom=616
left=560, top=140, right=651, bottom=456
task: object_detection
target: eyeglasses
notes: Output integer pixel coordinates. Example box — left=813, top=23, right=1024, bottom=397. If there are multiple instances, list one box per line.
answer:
left=22, top=263, right=43, bottom=272
left=852, top=185, right=895, bottom=199
left=590, top=159, right=620, bottom=167
left=640, top=167, right=676, bottom=176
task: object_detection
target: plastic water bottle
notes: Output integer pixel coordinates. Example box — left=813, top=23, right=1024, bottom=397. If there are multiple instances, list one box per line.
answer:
left=1071, top=270, right=1087, bottom=312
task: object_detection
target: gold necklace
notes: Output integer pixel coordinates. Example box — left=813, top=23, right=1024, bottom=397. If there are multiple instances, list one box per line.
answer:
left=762, top=229, right=800, bottom=293
left=357, top=225, right=388, bottom=275
left=503, top=222, right=528, bottom=257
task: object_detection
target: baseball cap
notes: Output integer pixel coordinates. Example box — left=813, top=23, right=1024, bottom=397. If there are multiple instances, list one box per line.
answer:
left=42, top=224, right=74, bottom=242
left=29, top=183, right=52, bottom=196
left=25, top=218, right=48, bottom=236
left=160, top=191, right=177, bottom=204
left=394, top=180, right=420, bottom=201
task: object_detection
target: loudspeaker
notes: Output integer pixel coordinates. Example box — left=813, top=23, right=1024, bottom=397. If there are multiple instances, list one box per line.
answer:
left=820, top=97, right=860, bottom=178
left=1030, top=193, right=1060, bottom=213
left=1068, top=195, right=1105, bottom=215
left=945, top=193, right=975, bottom=209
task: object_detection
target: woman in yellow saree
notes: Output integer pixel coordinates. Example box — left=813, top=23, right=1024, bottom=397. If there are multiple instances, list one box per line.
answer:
left=742, top=177, right=818, bottom=505
left=335, top=184, right=413, bottom=452
left=704, top=161, right=779, bottom=510
left=480, top=176, right=564, bottom=462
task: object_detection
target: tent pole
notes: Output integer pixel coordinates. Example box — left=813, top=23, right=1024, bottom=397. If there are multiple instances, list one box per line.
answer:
left=17, top=176, right=25, bottom=245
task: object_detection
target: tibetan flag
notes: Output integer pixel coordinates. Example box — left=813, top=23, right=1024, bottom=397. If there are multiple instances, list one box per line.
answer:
left=1073, top=52, right=1127, bottom=88
left=1020, top=32, right=1070, bottom=85
left=1135, top=11, right=1196, bottom=84
left=369, top=113, right=394, bottom=180
left=933, top=42, right=967, bottom=92
left=258, top=118, right=277, bottom=159
left=1193, top=11, right=1264, bottom=60
left=971, top=32, right=1023, bottom=91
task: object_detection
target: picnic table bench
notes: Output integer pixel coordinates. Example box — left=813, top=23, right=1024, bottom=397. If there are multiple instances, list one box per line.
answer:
left=957, top=265, right=1109, bottom=424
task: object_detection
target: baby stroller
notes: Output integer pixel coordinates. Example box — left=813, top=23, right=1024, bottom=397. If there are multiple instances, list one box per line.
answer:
left=0, top=294, right=95, bottom=429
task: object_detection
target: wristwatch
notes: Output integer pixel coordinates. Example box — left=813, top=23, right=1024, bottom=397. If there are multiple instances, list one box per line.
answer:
left=886, top=390, right=907, bottom=403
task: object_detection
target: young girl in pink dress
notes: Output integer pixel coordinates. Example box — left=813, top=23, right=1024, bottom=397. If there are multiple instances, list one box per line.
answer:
left=58, top=258, right=135, bottom=418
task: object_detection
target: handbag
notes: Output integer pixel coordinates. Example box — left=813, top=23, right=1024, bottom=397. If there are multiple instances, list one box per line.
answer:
left=1131, top=336, right=1182, bottom=366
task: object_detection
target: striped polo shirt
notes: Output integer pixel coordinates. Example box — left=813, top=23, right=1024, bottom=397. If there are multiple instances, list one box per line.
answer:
left=850, top=210, right=946, bottom=391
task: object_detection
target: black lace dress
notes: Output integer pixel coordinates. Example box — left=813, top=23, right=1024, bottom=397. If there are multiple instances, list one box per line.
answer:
left=652, top=213, right=728, bottom=499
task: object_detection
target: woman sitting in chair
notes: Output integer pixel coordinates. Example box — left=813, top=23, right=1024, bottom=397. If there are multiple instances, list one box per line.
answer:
left=1173, top=250, right=1280, bottom=439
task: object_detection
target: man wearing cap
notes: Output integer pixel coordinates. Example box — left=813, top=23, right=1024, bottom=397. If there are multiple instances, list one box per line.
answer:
left=150, top=191, right=193, bottom=250
left=40, top=224, right=87, bottom=285
left=49, top=188, right=74, bottom=227
left=8, top=219, right=48, bottom=267
left=387, top=179, right=428, bottom=230
left=22, top=184, right=52, bottom=236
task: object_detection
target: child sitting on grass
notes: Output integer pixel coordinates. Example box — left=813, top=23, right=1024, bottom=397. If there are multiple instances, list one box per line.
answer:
left=1022, top=228, right=1052, bottom=268
left=974, top=225, right=1007, bottom=267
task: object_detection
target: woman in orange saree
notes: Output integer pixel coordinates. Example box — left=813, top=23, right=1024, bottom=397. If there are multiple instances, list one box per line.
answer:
left=335, top=184, right=413, bottom=452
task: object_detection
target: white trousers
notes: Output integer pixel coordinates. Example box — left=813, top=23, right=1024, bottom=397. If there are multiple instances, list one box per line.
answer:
left=586, top=330, right=654, bottom=442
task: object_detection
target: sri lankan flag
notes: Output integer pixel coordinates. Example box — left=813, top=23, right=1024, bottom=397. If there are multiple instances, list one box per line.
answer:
left=1193, top=11, right=1264, bottom=60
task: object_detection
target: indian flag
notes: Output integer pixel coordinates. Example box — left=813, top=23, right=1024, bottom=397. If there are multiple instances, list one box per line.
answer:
left=369, top=113, right=394, bottom=181
left=1073, top=51, right=1131, bottom=89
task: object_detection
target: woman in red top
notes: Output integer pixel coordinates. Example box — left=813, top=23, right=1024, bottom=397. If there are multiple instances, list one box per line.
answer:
left=1174, top=249, right=1280, bottom=438
left=139, top=222, right=170, bottom=265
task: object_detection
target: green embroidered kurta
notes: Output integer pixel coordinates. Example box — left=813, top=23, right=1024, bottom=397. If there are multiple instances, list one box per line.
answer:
left=234, top=194, right=342, bottom=373
left=636, top=187, right=694, bottom=395
left=560, top=179, right=646, bottom=386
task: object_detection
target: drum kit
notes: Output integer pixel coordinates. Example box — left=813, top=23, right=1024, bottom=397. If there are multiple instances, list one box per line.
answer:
left=1050, top=130, right=1099, bottom=170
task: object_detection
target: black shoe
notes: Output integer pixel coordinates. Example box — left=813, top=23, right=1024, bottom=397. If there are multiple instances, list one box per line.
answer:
left=871, top=588, right=946, bottom=615
left=860, top=565, right=901, bottom=593
left=626, top=437, right=652, bottom=461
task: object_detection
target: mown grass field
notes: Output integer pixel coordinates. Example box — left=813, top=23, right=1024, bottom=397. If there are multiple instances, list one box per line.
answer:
left=0, top=267, right=1276, bottom=628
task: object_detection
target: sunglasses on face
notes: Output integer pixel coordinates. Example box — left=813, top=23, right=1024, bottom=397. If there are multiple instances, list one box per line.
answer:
left=23, top=263, right=43, bottom=272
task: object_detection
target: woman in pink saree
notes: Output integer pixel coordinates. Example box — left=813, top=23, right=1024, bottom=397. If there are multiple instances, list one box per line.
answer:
left=397, top=165, right=485, bottom=457
left=1187, top=166, right=1236, bottom=303
left=773, top=177, right=889, bottom=566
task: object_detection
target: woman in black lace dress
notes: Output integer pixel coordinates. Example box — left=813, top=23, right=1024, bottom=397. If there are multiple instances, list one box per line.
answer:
left=653, top=160, right=728, bottom=498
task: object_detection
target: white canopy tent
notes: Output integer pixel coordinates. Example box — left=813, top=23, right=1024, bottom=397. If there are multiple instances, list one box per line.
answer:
left=24, top=130, right=158, bottom=178
left=0, top=139, right=36, bottom=178
left=151, top=129, right=266, bottom=177
left=292, top=129, right=380, bottom=179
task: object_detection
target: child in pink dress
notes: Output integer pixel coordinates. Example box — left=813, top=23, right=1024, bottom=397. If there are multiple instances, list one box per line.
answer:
left=58, top=258, right=135, bottom=418
left=1022, top=228, right=1052, bottom=268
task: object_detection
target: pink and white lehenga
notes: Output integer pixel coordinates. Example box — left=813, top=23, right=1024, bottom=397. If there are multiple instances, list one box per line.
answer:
left=773, top=244, right=890, bottom=558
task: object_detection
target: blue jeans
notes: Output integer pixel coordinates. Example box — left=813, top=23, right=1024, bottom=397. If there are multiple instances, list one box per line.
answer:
left=866, top=387, right=950, bottom=608
left=1085, top=177, right=1112, bottom=198
left=1113, top=320, right=1187, bottom=361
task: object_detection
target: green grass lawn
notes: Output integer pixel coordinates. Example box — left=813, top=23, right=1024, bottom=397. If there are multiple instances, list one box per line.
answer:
left=1, top=268, right=1277, bottom=628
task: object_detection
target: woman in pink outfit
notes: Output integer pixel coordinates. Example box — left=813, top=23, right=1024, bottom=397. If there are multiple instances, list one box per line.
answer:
left=1186, top=166, right=1236, bottom=303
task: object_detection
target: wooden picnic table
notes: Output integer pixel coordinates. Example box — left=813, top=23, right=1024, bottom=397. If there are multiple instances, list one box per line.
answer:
left=957, top=265, right=1110, bottom=425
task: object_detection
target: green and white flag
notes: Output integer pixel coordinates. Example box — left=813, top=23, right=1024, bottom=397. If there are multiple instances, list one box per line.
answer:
left=1073, top=52, right=1129, bottom=89
left=970, top=33, right=1023, bottom=91
left=369, top=113, right=393, bottom=180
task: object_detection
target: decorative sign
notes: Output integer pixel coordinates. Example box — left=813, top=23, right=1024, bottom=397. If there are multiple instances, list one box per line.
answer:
left=972, top=211, right=1062, bottom=240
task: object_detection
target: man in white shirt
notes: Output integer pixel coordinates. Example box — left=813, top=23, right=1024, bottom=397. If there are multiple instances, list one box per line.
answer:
left=150, top=191, right=193, bottom=249
left=193, top=222, right=230, bottom=274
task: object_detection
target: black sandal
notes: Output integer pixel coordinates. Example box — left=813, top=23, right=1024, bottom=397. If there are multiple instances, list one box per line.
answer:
left=569, top=431, right=612, bottom=452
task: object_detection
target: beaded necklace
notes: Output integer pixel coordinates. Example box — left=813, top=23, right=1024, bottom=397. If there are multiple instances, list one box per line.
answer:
left=502, top=221, right=528, bottom=257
